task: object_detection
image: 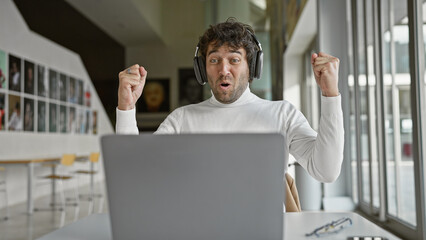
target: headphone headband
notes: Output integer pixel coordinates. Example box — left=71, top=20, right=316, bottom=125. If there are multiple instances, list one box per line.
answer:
left=194, top=45, right=200, bottom=59
left=194, top=31, right=262, bottom=58
left=249, top=31, right=262, bottom=51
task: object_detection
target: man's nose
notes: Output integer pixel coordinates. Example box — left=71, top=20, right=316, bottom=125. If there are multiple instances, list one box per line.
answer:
left=219, top=61, right=231, bottom=76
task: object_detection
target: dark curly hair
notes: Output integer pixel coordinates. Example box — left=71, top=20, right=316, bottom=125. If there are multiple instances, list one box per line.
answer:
left=198, top=17, right=258, bottom=82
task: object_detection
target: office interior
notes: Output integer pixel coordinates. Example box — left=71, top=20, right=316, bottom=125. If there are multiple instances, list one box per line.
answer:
left=0, top=0, right=425, bottom=239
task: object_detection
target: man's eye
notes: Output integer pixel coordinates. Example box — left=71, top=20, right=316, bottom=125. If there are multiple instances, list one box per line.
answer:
left=231, top=58, right=240, bottom=63
left=209, top=59, right=218, bottom=64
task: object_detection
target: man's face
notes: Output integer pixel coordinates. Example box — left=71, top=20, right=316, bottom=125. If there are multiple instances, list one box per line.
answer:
left=28, top=68, right=33, bottom=80
left=12, top=63, right=18, bottom=73
left=206, top=44, right=249, bottom=104
left=144, top=82, right=164, bottom=108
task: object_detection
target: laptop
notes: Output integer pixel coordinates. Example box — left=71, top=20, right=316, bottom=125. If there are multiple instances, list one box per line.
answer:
left=101, top=133, right=286, bottom=240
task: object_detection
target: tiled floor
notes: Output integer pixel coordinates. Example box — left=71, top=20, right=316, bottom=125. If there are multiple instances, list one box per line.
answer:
left=0, top=182, right=107, bottom=240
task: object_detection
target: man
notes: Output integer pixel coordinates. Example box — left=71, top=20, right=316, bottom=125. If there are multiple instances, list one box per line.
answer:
left=9, top=61, right=20, bottom=92
left=116, top=18, right=343, bottom=183
left=9, top=102, right=22, bottom=131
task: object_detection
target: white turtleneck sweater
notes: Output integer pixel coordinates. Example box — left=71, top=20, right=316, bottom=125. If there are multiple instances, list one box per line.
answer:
left=116, top=87, right=344, bottom=183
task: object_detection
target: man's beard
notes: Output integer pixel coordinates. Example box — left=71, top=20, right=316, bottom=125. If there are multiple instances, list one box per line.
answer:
left=209, top=72, right=249, bottom=104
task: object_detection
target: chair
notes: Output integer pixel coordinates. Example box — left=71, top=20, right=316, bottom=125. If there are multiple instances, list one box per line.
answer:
left=75, top=152, right=104, bottom=214
left=0, top=166, right=8, bottom=220
left=285, top=172, right=301, bottom=212
left=35, top=154, right=80, bottom=213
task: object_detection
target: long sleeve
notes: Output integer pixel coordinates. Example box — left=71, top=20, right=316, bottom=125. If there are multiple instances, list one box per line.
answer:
left=288, top=95, right=344, bottom=183
left=155, top=108, right=183, bottom=134
left=115, top=107, right=139, bottom=134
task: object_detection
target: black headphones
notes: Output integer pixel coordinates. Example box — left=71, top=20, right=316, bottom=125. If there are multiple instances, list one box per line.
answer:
left=193, top=30, right=263, bottom=85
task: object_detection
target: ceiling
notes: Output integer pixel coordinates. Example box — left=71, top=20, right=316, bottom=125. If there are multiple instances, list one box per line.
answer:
left=65, top=0, right=163, bottom=46
left=65, top=0, right=267, bottom=47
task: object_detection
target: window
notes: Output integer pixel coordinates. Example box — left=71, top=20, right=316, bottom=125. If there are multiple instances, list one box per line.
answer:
left=352, top=0, right=381, bottom=213
left=365, top=0, right=380, bottom=209
left=349, top=0, right=422, bottom=238
left=381, top=0, right=416, bottom=226
left=355, top=0, right=372, bottom=206
left=347, top=3, right=358, bottom=203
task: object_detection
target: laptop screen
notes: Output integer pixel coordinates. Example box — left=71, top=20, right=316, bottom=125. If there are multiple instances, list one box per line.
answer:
left=102, top=133, right=286, bottom=240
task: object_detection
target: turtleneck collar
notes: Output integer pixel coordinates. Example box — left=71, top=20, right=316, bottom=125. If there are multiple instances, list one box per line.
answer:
left=208, top=86, right=256, bottom=107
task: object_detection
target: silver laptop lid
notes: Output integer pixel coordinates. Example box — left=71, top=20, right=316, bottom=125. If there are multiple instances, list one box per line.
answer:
left=102, top=133, right=286, bottom=240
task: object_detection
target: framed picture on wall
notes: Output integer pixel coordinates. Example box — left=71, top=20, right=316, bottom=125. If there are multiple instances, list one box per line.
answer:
left=59, top=73, right=67, bottom=102
left=85, top=109, right=91, bottom=134
left=68, top=77, right=77, bottom=103
left=84, top=82, right=91, bottom=107
left=37, top=100, right=46, bottom=132
left=49, top=103, right=58, bottom=133
left=0, top=49, right=7, bottom=89
left=37, top=65, right=47, bottom=97
left=59, top=105, right=67, bottom=133
left=23, top=98, right=34, bottom=132
left=68, top=106, right=76, bottom=133
left=76, top=107, right=85, bottom=134
left=24, top=60, right=35, bottom=94
left=49, top=69, right=58, bottom=100
left=137, top=78, right=170, bottom=113
left=8, top=94, right=21, bottom=131
left=9, top=54, right=21, bottom=92
left=0, top=93, right=5, bottom=130
left=178, top=68, right=203, bottom=106
left=92, top=110, right=97, bottom=134
left=77, top=79, right=83, bottom=105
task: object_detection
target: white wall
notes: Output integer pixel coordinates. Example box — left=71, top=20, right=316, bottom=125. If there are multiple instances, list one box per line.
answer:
left=0, top=0, right=114, bottom=206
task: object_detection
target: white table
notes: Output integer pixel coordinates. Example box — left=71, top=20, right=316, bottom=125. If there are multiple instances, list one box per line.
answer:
left=36, top=211, right=401, bottom=240
left=0, top=157, right=60, bottom=214
left=0, top=155, right=89, bottom=214
left=284, top=212, right=401, bottom=240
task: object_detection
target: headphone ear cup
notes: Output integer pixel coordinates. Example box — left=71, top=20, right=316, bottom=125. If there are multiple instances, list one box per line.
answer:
left=193, top=56, right=207, bottom=85
left=198, top=56, right=207, bottom=85
left=250, top=52, right=257, bottom=80
left=254, top=50, right=263, bottom=79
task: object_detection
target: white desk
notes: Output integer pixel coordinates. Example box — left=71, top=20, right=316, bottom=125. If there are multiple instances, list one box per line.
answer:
left=285, top=212, right=401, bottom=240
left=0, top=155, right=89, bottom=214
left=0, top=157, right=60, bottom=214
left=36, top=212, right=401, bottom=240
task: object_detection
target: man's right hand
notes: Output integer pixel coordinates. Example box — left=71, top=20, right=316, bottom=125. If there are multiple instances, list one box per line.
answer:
left=117, top=64, right=147, bottom=110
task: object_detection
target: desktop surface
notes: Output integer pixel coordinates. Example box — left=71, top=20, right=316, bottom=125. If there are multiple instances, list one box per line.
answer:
left=285, top=212, right=401, bottom=240
left=36, top=212, right=401, bottom=240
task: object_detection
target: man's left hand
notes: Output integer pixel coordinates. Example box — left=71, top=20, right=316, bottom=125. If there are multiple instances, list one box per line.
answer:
left=311, top=52, right=340, bottom=97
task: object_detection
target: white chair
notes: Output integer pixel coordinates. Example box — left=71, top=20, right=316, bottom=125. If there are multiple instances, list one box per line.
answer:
left=0, top=166, right=8, bottom=220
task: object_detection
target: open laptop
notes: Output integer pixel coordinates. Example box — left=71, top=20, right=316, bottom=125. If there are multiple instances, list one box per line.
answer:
left=101, top=133, right=286, bottom=240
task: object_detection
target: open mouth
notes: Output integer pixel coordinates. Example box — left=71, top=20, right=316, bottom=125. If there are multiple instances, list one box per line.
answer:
left=219, top=83, right=231, bottom=90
